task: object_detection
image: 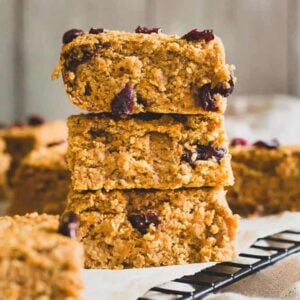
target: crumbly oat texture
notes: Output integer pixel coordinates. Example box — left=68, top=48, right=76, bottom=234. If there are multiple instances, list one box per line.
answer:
left=0, top=213, right=84, bottom=299
left=0, top=138, right=11, bottom=200
left=0, top=121, right=67, bottom=183
left=66, top=187, right=238, bottom=269
left=68, top=113, right=233, bottom=191
left=54, top=29, right=235, bottom=114
left=7, top=143, right=70, bottom=215
left=227, top=145, right=300, bottom=216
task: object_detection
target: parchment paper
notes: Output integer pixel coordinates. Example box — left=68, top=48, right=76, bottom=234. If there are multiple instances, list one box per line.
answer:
left=82, top=212, right=300, bottom=300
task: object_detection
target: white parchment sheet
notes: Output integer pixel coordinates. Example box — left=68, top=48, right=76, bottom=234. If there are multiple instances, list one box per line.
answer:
left=82, top=212, right=300, bottom=300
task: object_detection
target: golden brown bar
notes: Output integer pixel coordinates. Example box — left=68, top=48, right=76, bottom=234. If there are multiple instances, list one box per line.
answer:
left=66, top=187, right=239, bottom=269
left=54, top=28, right=235, bottom=115
left=68, top=113, right=233, bottom=191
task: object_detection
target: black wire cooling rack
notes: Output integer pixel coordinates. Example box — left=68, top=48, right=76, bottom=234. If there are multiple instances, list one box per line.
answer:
left=139, top=229, right=300, bottom=300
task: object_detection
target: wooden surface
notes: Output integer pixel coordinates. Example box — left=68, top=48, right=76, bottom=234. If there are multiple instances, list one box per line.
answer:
left=0, top=0, right=299, bottom=122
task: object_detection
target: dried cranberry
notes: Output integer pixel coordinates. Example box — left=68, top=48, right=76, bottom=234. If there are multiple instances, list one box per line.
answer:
left=128, top=211, right=160, bottom=235
left=196, top=145, right=226, bottom=162
left=58, top=211, right=79, bottom=238
left=253, top=139, right=280, bottom=149
left=182, top=29, right=214, bottom=42
left=196, top=84, right=216, bottom=111
left=145, top=211, right=160, bottom=227
left=89, top=27, right=104, bottom=34
left=182, top=145, right=226, bottom=165
left=230, top=138, right=250, bottom=147
left=135, top=26, right=161, bottom=34
left=47, top=140, right=66, bottom=147
left=84, top=82, right=92, bottom=96
left=128, top=214, right=147, bottom=235
left=181, top=149, right=193, bottom=163
left=196, top=77, right=235, bottom=111
left=27, top=115, right=45, bottom=126
left=213, top=77, right=235, bottom=97
left=62, top=29, right=84, bottom=44
left=111, top=84, right=136, bottom=116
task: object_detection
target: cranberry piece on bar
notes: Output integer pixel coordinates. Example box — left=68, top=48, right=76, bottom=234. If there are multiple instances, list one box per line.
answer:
left=128, top=213, right=147, bottom=234
left=196, top=84, right=217, bottom=111
left=135, top=26, right=162, bottom=34
left=182, top=29, right=214, bottom=42
left=58, top=211, right=79, bottom=238
left=145, top=211, right=160, bottom=228
left=196, top=145, right=226, bottom=162
left=62, top=29, right=84, bottom=44
left=182, top=145, right=226, bottom=166
left=231, top=138, right=250, bottom=147
left=111, top=84, right=136, bottom=116
left=89, top=27, right=104, bottom=34
left=214, top=77, right=235, bottom=97
left=27, top=115, right=45, bottom=126
left=128, top=211, right=160, bottom=235
left=181, top=149, right=193, bottom=164
left=253, top=139, right=280, bottom=149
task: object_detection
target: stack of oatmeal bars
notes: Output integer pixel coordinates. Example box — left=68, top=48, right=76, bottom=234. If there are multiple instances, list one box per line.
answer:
left=54, top=26, right=239, bottom=269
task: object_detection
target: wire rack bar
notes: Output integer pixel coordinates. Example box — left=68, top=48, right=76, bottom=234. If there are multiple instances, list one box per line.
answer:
left=139, top=230, right=300, bottom=300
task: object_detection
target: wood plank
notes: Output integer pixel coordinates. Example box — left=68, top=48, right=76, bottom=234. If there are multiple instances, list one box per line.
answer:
left=0, top=0, right=16, bottom=123
left=3, top=0, right=298, bottom=123
left=21, top=0, right=147, bottom=120
left=150, top=0, right=289, bottom=95
left=149, top=0, right=213, bottom=35
left=287, top=0, right=300, bottom=96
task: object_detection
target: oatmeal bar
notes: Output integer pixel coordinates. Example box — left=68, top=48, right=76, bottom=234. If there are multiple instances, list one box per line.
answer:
left=0, top=119, right=67, bottom=183
left=68, top=113, right=233, bottom=191
left=0, top=138, right=10, bottom=200
left=66, top=187, right=238, bottom=269
left=7, top=142, right=70, bottom=215
left=53, top=28, right=235, bottom=115
left=0, top=213, right=84, bottom=299
left=227, top=140, right=300, bottom=216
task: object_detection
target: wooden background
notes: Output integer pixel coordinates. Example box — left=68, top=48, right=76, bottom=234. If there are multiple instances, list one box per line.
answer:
left=0, top=0, right=299, bottom=122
